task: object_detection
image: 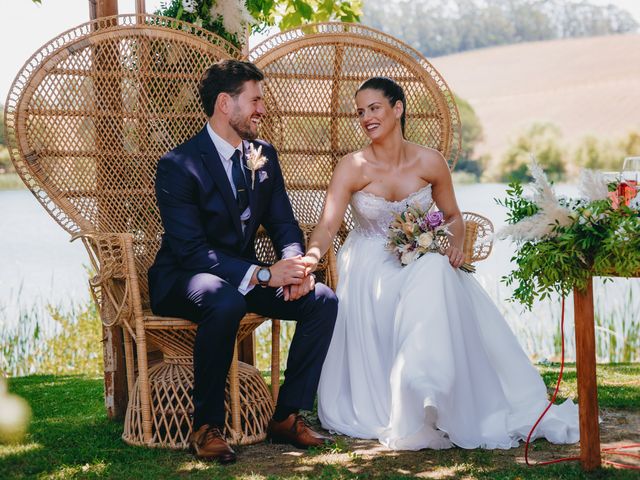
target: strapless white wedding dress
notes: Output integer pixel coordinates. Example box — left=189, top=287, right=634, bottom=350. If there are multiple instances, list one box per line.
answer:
left=317, top=184, right=579, bottom=450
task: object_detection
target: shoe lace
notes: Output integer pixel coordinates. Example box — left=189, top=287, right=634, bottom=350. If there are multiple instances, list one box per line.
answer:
left=293, top=414, right=310, bottom=431
left=205, top=425, right=224, bottom=442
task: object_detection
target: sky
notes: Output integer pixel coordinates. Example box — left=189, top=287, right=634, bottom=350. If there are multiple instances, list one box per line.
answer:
left=2, top=0, right=640, bottom=102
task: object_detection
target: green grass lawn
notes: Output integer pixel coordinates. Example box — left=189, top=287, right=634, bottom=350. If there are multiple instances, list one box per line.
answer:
left=1, top=364, right=639, bottom=479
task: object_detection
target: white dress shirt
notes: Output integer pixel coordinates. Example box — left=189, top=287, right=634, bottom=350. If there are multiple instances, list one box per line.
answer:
left=206, top=123, right=257, bottom=295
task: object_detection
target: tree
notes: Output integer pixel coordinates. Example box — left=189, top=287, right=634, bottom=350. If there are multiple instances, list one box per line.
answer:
left=0, top=104, right=13, bottom=174
left=573, top=135, right=620, bottom=171
left=0, top=104, right=4, bottom=146
left=573, top=130, right=640, bottom=172
left=31, top=1, right=362, bottom=48
left=618, top=130, right=640, bottom=158
left=499, top=122, right=566, bottom=182
left=455, top=96, right=486, bottom=177
left=155, top=0, right=362, bottom=47
left=362, top=0, right=638, bottom=58
left=255, top=0, right=362, bottom=31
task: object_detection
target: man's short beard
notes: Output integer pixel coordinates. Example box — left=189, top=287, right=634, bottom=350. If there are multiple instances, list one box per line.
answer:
left=230, top=114, right=258, bottom=141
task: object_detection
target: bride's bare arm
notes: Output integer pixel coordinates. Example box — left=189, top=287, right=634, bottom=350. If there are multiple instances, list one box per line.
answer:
left=429, top=151, right=466, bottom=267
left=303, top=156, right=358, bottom=272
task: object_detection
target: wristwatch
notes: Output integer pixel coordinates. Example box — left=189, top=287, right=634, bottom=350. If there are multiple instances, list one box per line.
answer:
left=256, top=267, right=271, bottom=288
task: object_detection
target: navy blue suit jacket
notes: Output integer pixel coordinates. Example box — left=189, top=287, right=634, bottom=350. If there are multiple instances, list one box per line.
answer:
left=148, top=126, right=305, bottom=311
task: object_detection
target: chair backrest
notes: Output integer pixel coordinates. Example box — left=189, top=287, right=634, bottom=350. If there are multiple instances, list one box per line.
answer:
left=249, top=23, right=462, bottom=249
left=5, top=14, right=242, bottom=306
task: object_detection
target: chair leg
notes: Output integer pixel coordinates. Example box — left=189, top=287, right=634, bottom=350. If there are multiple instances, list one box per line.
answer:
left=271, top=319, right=280, bottom=403
left=123, top=235, right=153, bottom=445
left=123, top=327, right=136, bottom=396
left=229, top=341, right=242, bottom=442
left=132, top=316, right=152, bottom=443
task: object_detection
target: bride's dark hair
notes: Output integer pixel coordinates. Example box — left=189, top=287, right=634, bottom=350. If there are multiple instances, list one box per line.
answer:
left=356, top=77, right=407, bottom=137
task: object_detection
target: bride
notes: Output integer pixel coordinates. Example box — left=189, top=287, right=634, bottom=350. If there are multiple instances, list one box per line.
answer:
left=300, top=77, right=579, bottom=450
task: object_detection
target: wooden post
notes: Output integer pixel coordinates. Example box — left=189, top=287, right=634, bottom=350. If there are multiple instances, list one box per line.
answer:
left=573, top=276, right=602, bottom=470
left=95, top=0, right=118, bottom=18
left=135, top=0, right=146, bottom=15
left=90, top=0, right=128, bottom=420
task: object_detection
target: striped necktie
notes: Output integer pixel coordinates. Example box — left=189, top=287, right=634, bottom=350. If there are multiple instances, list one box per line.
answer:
left=230, top=149, right=249, bottom=214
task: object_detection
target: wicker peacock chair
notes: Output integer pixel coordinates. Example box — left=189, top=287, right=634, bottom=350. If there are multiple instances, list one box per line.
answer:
left=3, top=14, right=297, bottom=449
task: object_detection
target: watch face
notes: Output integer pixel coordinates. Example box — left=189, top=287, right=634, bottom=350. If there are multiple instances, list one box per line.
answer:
left=257, top=268, right=270, bottom=283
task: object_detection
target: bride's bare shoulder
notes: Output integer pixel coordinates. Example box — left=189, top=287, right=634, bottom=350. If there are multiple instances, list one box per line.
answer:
left=405, top=142, right=450, bottom=184
left=332, top=150, right=369, bottom=192
left=335, top=150, right=368, bottom=176
left=340, top=149, right=368, bottom=167
left=407, top=143, right=446, bottom=165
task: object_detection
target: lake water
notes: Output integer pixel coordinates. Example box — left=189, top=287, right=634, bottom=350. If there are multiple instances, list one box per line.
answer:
left=0, top=189, right=90, bottom=311
left=1, top=184, right=638, bottom=360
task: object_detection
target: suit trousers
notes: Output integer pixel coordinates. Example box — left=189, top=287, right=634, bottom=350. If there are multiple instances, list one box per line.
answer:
left=154, top=272, right=338, bottom=429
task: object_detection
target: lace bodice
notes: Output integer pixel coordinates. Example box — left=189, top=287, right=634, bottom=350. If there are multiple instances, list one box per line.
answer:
left=350, top=184, right=433, bottom=238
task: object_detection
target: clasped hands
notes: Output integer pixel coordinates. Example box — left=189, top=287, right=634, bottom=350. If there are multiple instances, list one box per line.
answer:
left=262, top=254, right=319, bottom=301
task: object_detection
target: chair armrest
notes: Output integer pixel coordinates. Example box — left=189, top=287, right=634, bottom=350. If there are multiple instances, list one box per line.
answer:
left=436, top=212, right=494, bottom=264
left=71, top=232, right=142, bottom=334
left=461, top=212, right=494, bottom=263
left=253, top=224, right=338, bottom=290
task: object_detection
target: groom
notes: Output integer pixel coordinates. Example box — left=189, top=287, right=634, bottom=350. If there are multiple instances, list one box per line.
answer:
left=148, top=60, right=338, bottom=463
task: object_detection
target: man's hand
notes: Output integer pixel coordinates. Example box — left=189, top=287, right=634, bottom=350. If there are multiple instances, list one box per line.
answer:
left=267, top=256, right=307, bottom=287
left=444, top=245, right=465, bottom=268
left=284, top=273, right=315, bottom=301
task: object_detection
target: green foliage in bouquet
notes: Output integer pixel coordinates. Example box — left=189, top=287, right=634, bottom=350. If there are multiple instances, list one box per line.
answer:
left=497, top=166, right=640, bottom=309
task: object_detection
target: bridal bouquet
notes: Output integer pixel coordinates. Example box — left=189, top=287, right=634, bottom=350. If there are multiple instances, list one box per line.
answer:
left=386, top=203, right=475, bottom=272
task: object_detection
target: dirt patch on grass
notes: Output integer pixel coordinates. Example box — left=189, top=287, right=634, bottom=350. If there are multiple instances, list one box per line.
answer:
left=185, top=410, right=639, bottom=478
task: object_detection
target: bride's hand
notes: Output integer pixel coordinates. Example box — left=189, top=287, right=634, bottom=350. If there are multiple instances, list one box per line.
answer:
left=301, top=254, right=319, bottom=275
left=445, top=245, right=465, bottom=268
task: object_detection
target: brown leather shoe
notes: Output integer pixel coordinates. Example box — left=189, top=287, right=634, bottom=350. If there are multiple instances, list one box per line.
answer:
left=267, top=413, right=333, bottom=449
left=189, top=424, right=237, bottom=463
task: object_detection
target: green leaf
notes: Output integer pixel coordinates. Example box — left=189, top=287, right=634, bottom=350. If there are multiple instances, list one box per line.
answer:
left=295, top=0, right=314, bottom=20
left=280, top=11, right=304, bottom=30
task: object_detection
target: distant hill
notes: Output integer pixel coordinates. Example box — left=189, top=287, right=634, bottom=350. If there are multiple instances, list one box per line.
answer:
left=431, top=34, right=640, bottom=178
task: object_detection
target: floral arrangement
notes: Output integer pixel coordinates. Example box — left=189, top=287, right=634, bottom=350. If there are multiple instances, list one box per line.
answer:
left=386, top=203, right=475, bottom=273
left=155, top=0, right=255, bottom=46
left=246, top=144, right=268, bottom=188
left=497, top=157, right=640, bottom=309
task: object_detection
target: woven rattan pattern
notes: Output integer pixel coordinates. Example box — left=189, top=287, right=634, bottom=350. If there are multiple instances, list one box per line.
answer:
left=123, top=361, right=273, bottom=448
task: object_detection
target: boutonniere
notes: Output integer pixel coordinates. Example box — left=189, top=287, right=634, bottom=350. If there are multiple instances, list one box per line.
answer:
left=247, top=144, right=268, bottom=189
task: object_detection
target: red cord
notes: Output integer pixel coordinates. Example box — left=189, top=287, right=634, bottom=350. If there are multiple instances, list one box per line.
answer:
left=602, top=444, right=640, bottom=470
left=524, top=296, right=580, bottom=466
left=524, top=296, right=640, bottom=470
